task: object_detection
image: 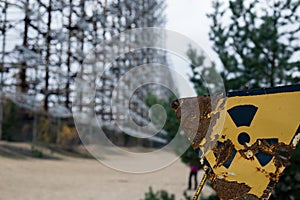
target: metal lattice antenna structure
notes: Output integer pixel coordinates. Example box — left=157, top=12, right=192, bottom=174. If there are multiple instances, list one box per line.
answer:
left=71, top=0, right=173, bottom=144
left=0, top=0, right=172, bottom=145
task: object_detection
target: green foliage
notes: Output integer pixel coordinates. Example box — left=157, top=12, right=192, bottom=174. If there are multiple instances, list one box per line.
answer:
left=31, top=148, right=44, bottom=158
left=142, top=187, right=175, bottom=200
left=182, top=191, right=192, bottom=200
left=2, top=100, right=80, bottom=148
left=57, top=123, right=81, bottom=147
left=142, top=188, right=218, bottom=200
left=2, top=101, right=29, bottom=141
left=186, top=47, right=210, bottom=96
left=201, top=196, right=219, bottom=200
left=186, top=46, right=223, bottom=96
left=206, top=0, right=300, bottom=199
left=144, top=93, right=180, bottom=141
left=186, top=1, right=300, bottom=199
left=145, top=93, right=202, bottom=167
left=36, top=117, right=55, bottom=143
left=180, top=146, right=202, bottom=168
left=271, top=145, right=300, bottom=199
left=208, top=0, right=300, bottom=91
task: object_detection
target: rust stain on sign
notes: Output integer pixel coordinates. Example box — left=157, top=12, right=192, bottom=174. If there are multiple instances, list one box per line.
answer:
left=171, top=95, right=225, bottom=156
left=212, top=139, right=235, bottom=168
left=210, top=178, right=252, bottom=199
left=171, top=96, right=211, bottom=148
left=172, top=84, right=300, bottom=200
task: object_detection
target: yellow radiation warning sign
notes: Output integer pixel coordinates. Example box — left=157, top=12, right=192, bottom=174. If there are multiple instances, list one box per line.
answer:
left=173, top=84, right=300, bottom=200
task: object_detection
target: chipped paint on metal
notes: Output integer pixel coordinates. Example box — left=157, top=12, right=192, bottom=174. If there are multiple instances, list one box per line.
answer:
left=171, top=94, right=226, bottom=157
left=172, top=84, right=300, bottom=200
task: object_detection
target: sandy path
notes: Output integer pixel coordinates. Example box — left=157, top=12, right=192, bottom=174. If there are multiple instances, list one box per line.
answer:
left=0, top=155, right=214, bottom=200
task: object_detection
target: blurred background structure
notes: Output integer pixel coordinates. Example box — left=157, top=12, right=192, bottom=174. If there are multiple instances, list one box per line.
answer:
left=0, top=0, right=299, bottom=199
left=0, top=0, right=174, bottom=147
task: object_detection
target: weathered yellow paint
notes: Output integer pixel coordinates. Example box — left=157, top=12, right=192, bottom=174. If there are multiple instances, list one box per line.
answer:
left=205, top=90, right=300, bottom=198
left=172, top=85, right=300, bottom=199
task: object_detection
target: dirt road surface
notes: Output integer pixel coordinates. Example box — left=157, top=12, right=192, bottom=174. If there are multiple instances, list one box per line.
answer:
left=0, top=145, right=214, bottom=200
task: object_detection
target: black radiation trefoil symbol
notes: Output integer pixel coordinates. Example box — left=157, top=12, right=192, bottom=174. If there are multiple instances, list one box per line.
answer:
left=215, top=105, right=279, bottom=168
left=227, top=105, right=258, bottom=127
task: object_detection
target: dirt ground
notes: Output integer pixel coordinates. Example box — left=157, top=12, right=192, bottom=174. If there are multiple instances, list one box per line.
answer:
left=0, top=142, right=214, bottom=200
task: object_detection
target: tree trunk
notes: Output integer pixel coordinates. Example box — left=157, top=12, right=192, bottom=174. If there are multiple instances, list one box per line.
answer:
left=44, top=0, right=52, bottom=111
left=65, top=0, right=72, bottom=109
left=270, top=51, right=276, bottom=87
left=0, top=0, right=8, bottom=140
left=20, top=0, right=30, bottom=93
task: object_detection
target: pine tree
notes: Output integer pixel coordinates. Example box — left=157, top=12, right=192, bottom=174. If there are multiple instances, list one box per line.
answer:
left=208, top=0, right=300, bottom=91
left=187, top=1, right=300, bottom=199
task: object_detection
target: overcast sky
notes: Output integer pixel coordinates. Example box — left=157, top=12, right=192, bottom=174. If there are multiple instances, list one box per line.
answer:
left=166, top=0, right=218, bottom=62
left=165, top=0, right=221, bottom=97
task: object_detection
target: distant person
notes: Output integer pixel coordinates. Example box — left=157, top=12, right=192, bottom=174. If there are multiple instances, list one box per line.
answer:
left=188, top=164, right=199, bottom=190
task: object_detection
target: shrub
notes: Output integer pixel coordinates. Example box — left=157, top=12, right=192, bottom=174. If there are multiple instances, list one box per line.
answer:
left=142, top=187, right=175, bottom=200
left=57, top=123, right=80, bottom=147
